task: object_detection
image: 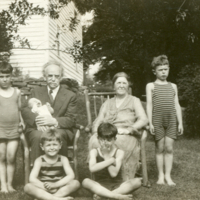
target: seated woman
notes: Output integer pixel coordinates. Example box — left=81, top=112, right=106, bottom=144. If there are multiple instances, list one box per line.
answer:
left=89, top=72, right=148, bottom=181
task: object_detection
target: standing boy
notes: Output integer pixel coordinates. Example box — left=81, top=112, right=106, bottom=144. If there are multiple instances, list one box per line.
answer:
left=146, top=55, right=183, bottom=185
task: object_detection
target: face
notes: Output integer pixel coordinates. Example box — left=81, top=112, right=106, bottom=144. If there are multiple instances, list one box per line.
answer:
left=99, top=137, right=116, bottom=150
left=40, top=140, right=62, bottom=157
left=34, top=99, right=42, bottom=108
left=44, top=65, right=62, bottom=89
left=0, top=73, right=12, bottom=89
left=114, top=77, right=129, bottom=96
left=154, top=65, right=169, bottom=81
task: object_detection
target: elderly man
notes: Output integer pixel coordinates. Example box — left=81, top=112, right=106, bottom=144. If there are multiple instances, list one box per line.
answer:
left=22, top=61, right=77, bottom=165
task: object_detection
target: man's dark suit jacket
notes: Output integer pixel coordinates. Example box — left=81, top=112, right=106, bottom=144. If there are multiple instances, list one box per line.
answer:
left=21, top=85, right=77, bottom=140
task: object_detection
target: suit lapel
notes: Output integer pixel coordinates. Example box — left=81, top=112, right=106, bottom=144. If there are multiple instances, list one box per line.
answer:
left=53, top=86, right=68, bottom=115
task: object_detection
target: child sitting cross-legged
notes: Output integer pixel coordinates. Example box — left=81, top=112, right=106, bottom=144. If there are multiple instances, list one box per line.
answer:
left=82, top=122, right=142, bottom=200
left=24, top=129, right=80, bottom=200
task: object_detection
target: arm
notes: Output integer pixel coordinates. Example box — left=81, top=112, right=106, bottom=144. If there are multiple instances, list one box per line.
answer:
left=17, top=89, right=25, bottom=129
left=89, top=149, right=115, bottom=173
left=45, top=156, right=75, bottom=189
left=29, top=158, right=45, bottom=189
left=92, top=101, right=108, bottom=134
left=146, top=83, right=155, bottom=135
left=107, top=149, right=124, bottom=178
left=131, top=97, right=148, bottom=130
left=172, top=84, right=183, bottom=135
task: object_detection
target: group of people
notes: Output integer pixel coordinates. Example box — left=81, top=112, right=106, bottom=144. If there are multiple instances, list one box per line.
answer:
left=0, top=54, right=183, bottom=200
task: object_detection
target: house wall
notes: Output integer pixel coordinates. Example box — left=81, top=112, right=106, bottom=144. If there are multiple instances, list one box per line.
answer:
left=0, top=0, right=49, bottom=78
left=48, top=1, right=83, bottom=84
left=0, top=0, right=83, bottom=84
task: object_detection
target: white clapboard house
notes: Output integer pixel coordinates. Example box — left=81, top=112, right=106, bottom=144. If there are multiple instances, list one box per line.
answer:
left=0, top=0, right=83, bottom=84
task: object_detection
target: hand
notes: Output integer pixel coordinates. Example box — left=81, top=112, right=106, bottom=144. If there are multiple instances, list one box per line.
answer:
left=178, top=124, right=184, bottom=136
left=118, top=128, right=129, bottom=134
left=129, top=126, right=141, bottom=138
left=37, top=125, right=50, bottom=132
left=19, top=121, right=25, bottom=130
left=149, top=124, right=155, bottom=135
left=35, top=115, right=57, bottom=126
left=44, top=182, right=56, bottom=190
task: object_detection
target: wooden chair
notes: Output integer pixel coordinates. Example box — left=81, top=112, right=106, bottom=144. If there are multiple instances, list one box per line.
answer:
left=84, top=89, right=149, bottom=187
left=13, top=81, right=82, bottom=184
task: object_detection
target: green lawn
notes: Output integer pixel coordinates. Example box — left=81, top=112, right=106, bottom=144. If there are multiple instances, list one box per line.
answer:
left=1, top=94, right=199, bottom=200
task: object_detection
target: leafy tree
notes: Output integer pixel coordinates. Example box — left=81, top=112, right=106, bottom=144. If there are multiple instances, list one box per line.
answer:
left=0, top=0, right=82, bottom=62
left=80, top=0, right=200, bottom=96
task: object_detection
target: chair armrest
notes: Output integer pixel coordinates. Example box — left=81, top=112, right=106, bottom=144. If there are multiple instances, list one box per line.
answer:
left=85, top=124, right=92, bottom=134
left=75, top=124, right=84, bottom=130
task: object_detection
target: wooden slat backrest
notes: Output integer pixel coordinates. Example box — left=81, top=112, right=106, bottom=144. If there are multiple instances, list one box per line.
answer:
left=84, top=90, right=116, bottom=128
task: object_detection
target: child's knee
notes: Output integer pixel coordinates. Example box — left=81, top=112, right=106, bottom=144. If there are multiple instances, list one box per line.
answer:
left=24, top=183, right=32, bottom=193
left=71, top=180, right=80, bottom=189
left=82, top=178, right=91, bottom=188
left=165, top=146, right=173, bottom=154
left=156, top=146, right=164, bottom=154
left=130, top=178, right=142, bottom=187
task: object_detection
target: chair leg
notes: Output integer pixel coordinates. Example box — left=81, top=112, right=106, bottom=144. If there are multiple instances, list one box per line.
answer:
left=20, top=133, right=30, bottom=185
left=73, top=129, right=80, bottom=180
left=140, top=130, right=149, bottom=187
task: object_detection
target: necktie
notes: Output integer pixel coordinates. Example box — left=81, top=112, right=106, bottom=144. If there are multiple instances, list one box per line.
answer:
left=49, top=89, right=54, bottom=105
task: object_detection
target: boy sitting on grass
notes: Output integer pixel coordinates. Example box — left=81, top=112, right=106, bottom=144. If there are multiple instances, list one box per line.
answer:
left=82, top=122, right=141, bottom=200
left=24, top=129, right=80, bottom=200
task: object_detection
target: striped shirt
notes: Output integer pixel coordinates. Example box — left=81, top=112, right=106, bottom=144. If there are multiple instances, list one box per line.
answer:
left=39, top=155, right=65, bottom=182
left=152, top=82, right=177, bottom=140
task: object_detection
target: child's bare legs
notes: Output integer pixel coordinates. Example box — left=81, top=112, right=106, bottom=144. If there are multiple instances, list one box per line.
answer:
left=24, top=183, right=74, bottom=200
left=6, top=139, right=19, bottom=192
left=112, top=178, right=141, bottom=194
left=164, top=136, right=175, bottom=186
left=155, top=138, right=165, bottom=184
left=82, top=178, right=133, bottom=200
left=54, top=180, right=80, bottom=197
left=0, top=141, right=8, bottom=193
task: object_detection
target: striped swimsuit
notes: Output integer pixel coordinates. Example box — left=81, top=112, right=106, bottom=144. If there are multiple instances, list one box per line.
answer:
left=152, top=82, right=177, bottom=141
left=39, top=155, right=65, bottom=182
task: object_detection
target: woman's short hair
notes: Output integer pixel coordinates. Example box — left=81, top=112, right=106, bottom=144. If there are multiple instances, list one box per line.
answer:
left=112, top=72, right=130, bottom=86
left=0, top=62, right=13, bottom=74
left=40, top=129, right=62, bottom=145
left=151, top=55, right=169, bottom=70
left=42, top=60, right=64, bottom=77
left=97, top=122, right=118, bottom=140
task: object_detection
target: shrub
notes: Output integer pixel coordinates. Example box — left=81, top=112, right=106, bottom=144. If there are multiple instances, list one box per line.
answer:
left=177, top=64, right=200, bottom=137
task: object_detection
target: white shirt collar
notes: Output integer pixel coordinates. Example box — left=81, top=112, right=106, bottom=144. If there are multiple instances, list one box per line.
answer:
left=47, top=86, right=60, bottom=99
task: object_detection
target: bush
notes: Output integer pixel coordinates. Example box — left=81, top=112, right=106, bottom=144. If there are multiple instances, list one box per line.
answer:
left=177, top=64, right=200, bottom=137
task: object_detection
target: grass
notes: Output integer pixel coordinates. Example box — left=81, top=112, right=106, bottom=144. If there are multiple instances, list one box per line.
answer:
left=1, top=94, right=200, bottom=200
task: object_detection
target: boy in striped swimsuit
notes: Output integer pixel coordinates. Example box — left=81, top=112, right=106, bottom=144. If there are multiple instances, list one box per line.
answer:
left=24, top=129, right=80, bottom=200
left=146, top=55, right=183, bottom=186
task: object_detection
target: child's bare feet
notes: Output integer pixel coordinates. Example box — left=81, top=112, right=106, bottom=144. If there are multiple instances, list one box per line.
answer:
left=165, top=175, right=176, bottom=186
left=1, top=185, right=8, bottom=193
left=93, top=194, right=101, bottom=200
left=116, top=194, right=133, bottom=200
left=7, top=184, right=16, bottom=193
left=156, top=174, right=165, bottom=185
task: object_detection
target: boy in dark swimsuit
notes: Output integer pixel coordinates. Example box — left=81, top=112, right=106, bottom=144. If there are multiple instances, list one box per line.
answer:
left=82, top=122, right=141, bottom=200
